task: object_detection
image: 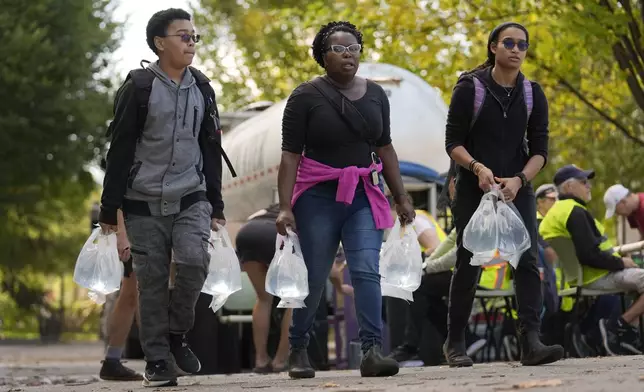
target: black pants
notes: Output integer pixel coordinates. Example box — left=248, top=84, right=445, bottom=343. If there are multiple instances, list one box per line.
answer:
left=448, top=182, right=542, bottom=340
left=406, top=271, right=452, bottom=346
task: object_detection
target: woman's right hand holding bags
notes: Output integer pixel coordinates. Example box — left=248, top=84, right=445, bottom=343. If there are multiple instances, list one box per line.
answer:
left=472, top=161, right=496, bottom=192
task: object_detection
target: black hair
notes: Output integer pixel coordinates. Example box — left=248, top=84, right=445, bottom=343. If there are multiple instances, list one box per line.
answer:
left=311, top=21, right=363, bottom=68
left=466, top=22, right=529, bottom=74
left=146, top=8, right=191, bottom=55
left=437, top=160, right=457, bottom=211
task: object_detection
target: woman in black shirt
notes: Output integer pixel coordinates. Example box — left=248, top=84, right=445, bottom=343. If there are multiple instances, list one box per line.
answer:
left=276, top=21, right=414, bottom=379
left=444, top=22, right=563, bottom=367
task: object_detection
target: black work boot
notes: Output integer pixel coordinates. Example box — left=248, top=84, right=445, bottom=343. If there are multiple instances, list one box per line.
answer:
left=519, top=330, right=563, bottom=366
left=443, top=339, right=473, bottom=367
left=288, top=348, right=315, bottom=379
left=360, top=346, right=399, bottom=377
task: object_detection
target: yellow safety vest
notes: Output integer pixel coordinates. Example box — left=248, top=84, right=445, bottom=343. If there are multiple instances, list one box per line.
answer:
left=537, top=211, right=573, bottom=312
left=539, top=199, right=613, bottom=286
left=479, top=260, right=513, bottom=290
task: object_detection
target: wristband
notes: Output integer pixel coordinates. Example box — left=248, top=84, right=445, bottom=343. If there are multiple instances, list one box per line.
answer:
left=514, top=172, right=528, bottom=188
left=468, top=159, right=479, bottom=172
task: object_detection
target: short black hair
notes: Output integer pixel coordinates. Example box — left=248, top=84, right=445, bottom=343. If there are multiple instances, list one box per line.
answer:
left=311, top=21, right=363, bottom=68
left=146, top=8, right=191, bottom=55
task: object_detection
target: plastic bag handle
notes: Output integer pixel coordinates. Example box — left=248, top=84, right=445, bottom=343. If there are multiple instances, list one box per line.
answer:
left=215, top=224, right=234, bottom=248
left=274, top=232, right=286, bottom=253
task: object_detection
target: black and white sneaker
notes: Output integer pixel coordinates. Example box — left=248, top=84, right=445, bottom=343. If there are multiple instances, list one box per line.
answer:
left=616, top=322, right=643, bottom=355
left=598, top=319, right=622, bottom=356
left=142, top=360, right=177, bottom=388
left=598, top=318, right=642, bottom=356
left=170, top=333, right=201, bottom=375
left=466, top=338, right=487, bottom=358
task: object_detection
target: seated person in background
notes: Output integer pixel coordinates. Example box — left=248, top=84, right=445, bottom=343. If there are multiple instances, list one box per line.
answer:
left=540, top=165, right=644, bottom=355
left=330, top=247, right=355, bottom=298
left=386, top=200, right=445, bottom=364
left=414, top=208, right=443, bottom=257
left=389, top=168, right=486, bottom=363
left=535, top=183, right=559, bottom=265
left=604, top=184, right=644, bottom=240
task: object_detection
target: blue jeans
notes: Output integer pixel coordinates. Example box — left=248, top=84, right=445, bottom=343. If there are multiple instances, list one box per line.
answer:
left=290, top=184, right=385, bottom=353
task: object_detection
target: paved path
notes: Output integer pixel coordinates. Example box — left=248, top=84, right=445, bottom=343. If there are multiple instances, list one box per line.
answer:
left=1, top=342, right=643, bottom=391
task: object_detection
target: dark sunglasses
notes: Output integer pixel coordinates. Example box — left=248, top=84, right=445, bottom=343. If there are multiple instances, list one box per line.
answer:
left=165, top=33, right=201, bottom=43
left=327, top=44, right=362, bottom=54
left=500, top=38, right=529, bottom=51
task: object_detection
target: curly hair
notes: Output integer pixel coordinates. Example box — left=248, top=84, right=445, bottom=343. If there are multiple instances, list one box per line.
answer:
left=146, top=8, right=191, bottom=55
left=311, top=21, right=363, bottom=68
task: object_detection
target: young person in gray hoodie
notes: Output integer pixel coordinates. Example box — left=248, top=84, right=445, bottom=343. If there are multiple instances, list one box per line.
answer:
left=98, top=8, right=227, bottom=388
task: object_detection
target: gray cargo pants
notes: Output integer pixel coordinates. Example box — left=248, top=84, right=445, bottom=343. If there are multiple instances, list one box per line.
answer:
left=125, top=201, right=212, bottom=361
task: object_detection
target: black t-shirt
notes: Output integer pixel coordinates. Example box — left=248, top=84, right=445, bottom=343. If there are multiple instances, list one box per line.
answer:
left=281, top=79, right=392, bottom=168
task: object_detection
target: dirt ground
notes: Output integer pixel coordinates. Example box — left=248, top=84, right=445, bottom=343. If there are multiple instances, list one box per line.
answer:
left=1, top=342, right=643, bottom=392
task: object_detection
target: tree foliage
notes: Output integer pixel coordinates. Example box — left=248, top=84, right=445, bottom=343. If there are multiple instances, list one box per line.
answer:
left=0, top=0, right=119, bottom=274
left=194, top=0, right=644, bottom=217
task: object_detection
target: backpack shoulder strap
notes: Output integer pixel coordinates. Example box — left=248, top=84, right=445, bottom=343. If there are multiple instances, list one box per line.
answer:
left=189, top=66, right=237, bottom=178
left=128, top=68, right=155, bottom=136
left=522, top=78, right=533, bottom=119
left=470, top=76, right=486, bottom=130
left=189, top=66, right=218, bottom=119
left=105, top=68, right=154, bottom=139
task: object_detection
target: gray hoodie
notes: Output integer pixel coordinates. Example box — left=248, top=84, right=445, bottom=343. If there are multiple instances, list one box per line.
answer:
left=124, top=62, right=206, bottom=216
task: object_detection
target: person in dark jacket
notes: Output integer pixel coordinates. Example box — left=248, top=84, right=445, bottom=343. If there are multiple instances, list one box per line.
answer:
left=98, top=8, right=225, bottom=388
left=443, top=22, right=563, bottom=367
left=540, top=165, right=643, bottom=356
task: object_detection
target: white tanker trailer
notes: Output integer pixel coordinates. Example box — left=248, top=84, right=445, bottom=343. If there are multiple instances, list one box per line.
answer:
left=221, top=62, right=451, bottom=226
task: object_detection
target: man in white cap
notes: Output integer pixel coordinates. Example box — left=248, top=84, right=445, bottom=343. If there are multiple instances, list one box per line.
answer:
left=540, top=165, right=644, bottom=356
left=604, top=184, right=644, bottom=239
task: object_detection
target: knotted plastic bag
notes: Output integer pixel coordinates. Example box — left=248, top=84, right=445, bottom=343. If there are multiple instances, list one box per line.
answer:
left=202, top=225, right=242, bottom=313
left=380, top=220, right=423, bottom=301
left=463, top=190, right=499, bottom=255
left=73, top=227, right=123, bottom=301
left=466, top=188, right=531, bottom=269
left=265, top=229, right=309, bottom=308
left=496, top=200, right=530, bottom=268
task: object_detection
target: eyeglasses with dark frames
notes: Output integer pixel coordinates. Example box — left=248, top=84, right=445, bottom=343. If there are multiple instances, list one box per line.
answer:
left=164, top=33, right=201, bottom=43
left=500, top=38, right=529, bottom=51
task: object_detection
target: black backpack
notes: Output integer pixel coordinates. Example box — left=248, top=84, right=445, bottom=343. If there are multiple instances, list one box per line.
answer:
left=106, top=60, right=236, bottom=177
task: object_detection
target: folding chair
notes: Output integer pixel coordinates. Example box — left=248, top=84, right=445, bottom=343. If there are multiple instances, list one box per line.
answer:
left=548, top=237, right=630, bottom=357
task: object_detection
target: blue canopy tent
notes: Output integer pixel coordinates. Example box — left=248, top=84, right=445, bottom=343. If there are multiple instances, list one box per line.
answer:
left=398, top=160, right=447, bottom=217
left=399, top=161, right=445, bottom=185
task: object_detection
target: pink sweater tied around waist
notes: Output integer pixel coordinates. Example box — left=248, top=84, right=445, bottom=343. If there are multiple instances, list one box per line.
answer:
left=291, top=156, right=394, bottom=230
